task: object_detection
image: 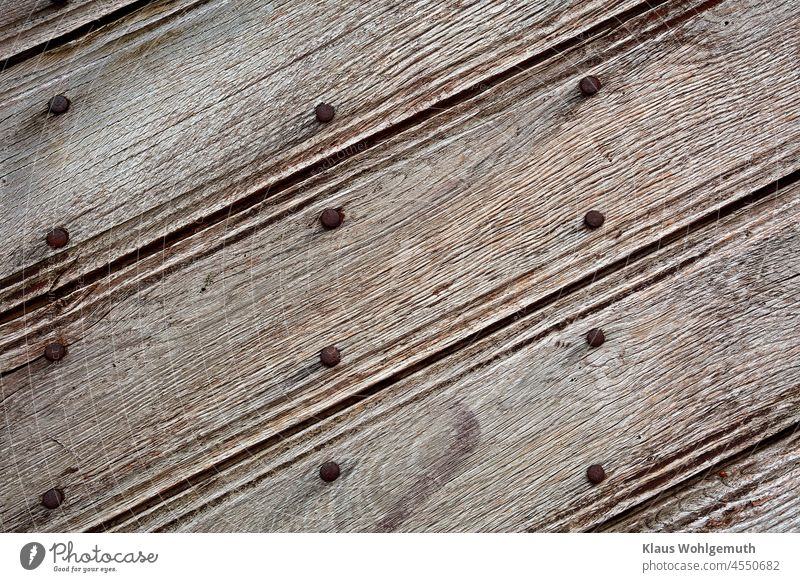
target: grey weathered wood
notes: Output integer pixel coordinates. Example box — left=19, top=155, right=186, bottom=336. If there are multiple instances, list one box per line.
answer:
left=601, top=428, right=800, bottom=532
left=0, top=0, right=147, bottom=65
left=5, top=0, right=800, bottom=368
left=119, top=182, right=800, bottom=532
left=0, top=0, right=641, bottom=302
left=0, top=0, right=797, bottom=532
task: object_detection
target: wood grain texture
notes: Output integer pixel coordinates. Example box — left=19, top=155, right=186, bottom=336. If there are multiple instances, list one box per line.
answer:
left=0, top=0, right=151, bottom=65
left=602, top=427, right=800, bottom=532
left=0, top=0, right=797, bottom=532
left=118, top=181, right=800, bottom=532
left=0, top=0, right=642, bottom=303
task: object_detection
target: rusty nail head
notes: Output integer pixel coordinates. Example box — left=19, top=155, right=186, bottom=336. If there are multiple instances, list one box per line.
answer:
left=46, top=227, right=70, bottom=249
left=320, top=346, right=341, bottom=367
left=586, top=328, right=605, bottom=348
left=586, top=464, right=606, bottom=484
left=319, top=461, right=341, bottom=482
left=44, top=342, right=67, bottom=362
left=42, top=488, right=64, bottom=509
left=320, top=208, right=344, bottom=230
left=48, top=95, right=71, bottom=115
left=578, top=76, right=602, bottom=96
left=315, top=103, right=335, bottom=122
left=584, top=210, right=605, bottom=229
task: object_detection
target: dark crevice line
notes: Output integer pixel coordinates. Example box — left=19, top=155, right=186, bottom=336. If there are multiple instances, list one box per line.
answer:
left=88, top=169, right=800, bottom=532
left=532, top=411, right=789, bottom=530
left=413, top=170, right=800, bottom=378
left=585, top=412, right=796, bottom=528
left=2, top=0, right=160, bottom=72
left=0, top=359, right=30, bottom=379
left=0, top=0, right=685, bottom=324
left=590, top=420, right=800, bottom=532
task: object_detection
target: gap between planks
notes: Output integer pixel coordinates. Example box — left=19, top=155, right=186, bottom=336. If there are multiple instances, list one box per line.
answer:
left=0, top=1, right=204, bottom=70
left=1, top=0, right=792, bottom=532
left=0, top=0, right=687, bottom=326
left=594, top=422, right=800, bottom=532
left=112, top=177, right=800, bottom=532
left=1, top=0, right=650, bottom=300
left=93, top=172, right=800, bottom=532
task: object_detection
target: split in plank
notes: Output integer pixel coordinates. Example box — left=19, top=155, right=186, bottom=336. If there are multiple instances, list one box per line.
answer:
left=0, top=0, right=643, bottom=304
left=601, top=425, right=800, bottom=532
left=0, top=0, right=157, bottom=66
left=0, top=0, right=798, bottom=532
left=117, top=178, right=800, bottom=532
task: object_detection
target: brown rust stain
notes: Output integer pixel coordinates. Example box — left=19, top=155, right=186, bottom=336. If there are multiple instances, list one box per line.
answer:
left=377, top=403, right=480, bottom=532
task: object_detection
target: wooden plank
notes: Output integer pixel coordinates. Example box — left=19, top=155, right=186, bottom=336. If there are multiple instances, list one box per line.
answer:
left=0, top=0, right=643, bottom=304
left=0, top=0, right=797, bottom=532
left=0, top=0, right=148, bottom=65
left=601, top=427, right=800, bottom=532
left=116, top=180, right=800, bottom=532
left=4, top=0, right=799, bottom=367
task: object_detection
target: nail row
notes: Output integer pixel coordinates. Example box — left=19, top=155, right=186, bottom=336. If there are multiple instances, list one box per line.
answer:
left=38, top=458, right=606, bottom=511
left=40, top=204, right=606, bottom=363
left=317, top=461, right=607, bottom=485
left=37, top=75, right=608, bottom=511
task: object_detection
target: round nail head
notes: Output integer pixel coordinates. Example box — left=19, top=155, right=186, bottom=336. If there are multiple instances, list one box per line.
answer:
left=586, top=328, right=605, bottom=348
left=42, top=488, right=64, bottom=509
left=315, top=103, right=335, bottom=122
left=587, top=464, right=606, bottom=485
left=48, top=94, right=71, bottom=115
left=319, top=461, right=340, bottom=482
left=46, top=227, right=70, bottom=249
left=579, top=76, right=602, bottom=96
left=320, top=346, right=341, bottom=367
left=583, top=210, right=605, bottom=229
left=320, top=208, right=343, bottom=230
left=44, top=342, right=67, bottom=362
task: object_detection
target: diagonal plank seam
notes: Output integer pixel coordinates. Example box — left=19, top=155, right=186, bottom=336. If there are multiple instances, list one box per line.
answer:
left=0, top=0, right=715, bottom=326
left=551, top=412, right=800, bottom=531
left=590, top=421, right=800, bottom=532
left=1, top=0, right=210, bottom=72
left=85, top=169, right=800, bottom=532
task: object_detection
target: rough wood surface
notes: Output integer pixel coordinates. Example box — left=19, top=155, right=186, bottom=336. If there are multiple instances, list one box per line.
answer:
left=601, top=427, right=800, bottom=532
left=120, top=182, right=800, bottom=532
left=0, top=0, right=641, bottom=299
left=0, top=0, right=797, bottom=532
left=0, top=0, right=149, bottom=65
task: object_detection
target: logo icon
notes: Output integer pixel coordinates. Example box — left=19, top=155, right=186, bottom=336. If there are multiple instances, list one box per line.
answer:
left=20, top=542, right=46, bottom=570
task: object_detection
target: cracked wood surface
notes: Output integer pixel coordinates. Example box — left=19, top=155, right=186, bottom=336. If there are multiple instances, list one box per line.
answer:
left=601, top=427, right=800, bottom=532
left=0, top=0, right=642, bottom=308
left=117, top=181, right=800, bottom=532
left=1, top=0, right=798, bottom=532
left=0, top=0, right=151, bottom=65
